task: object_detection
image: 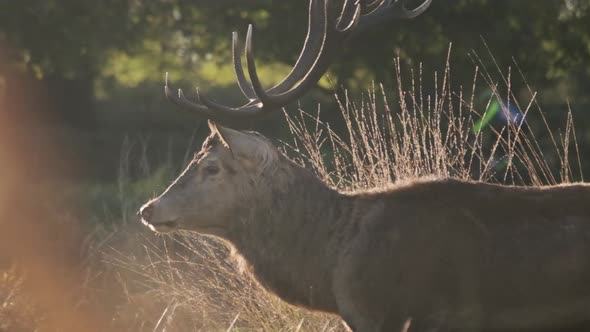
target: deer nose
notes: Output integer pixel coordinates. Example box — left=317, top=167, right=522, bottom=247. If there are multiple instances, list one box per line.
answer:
left=139, top=204, right=154, bottom=222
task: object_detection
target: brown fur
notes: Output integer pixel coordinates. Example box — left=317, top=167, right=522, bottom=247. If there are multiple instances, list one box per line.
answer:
left=140, top=123, right=590, bottom=332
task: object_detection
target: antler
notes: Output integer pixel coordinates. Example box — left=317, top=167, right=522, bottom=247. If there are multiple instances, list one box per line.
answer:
left=165, top=0, right=432, bottom=126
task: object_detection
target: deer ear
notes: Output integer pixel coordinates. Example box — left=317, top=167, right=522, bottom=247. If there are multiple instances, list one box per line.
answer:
left=207, top=120, right=231, bottom=149
left=207, top=120, right=218, bottom=133
left=211, top=122, right=278, bottom=170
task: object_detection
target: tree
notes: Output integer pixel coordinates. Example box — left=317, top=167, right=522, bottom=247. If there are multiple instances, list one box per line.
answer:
left=1, top=1, right=589, bottom=126
left=0, top=0, right=138, bottom=126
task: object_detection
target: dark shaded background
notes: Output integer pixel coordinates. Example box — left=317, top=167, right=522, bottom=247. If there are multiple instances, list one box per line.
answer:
left=1, top=0, right=589, bottom=182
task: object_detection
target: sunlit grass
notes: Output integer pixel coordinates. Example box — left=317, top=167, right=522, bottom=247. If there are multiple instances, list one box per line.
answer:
left=284, top=50, right=581, bottom=189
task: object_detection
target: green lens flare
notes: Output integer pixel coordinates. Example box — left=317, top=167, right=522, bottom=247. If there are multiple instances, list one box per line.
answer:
left=472, top=100, right=500, bottom=133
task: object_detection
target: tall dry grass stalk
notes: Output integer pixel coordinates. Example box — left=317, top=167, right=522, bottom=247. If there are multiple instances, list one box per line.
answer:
left=284, top=49, right=581, bottom=191
left=103, top=231, right=345, bottom=331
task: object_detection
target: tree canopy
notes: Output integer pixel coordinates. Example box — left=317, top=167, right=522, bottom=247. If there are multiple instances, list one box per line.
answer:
left=1, top=0, right=589, bottom=124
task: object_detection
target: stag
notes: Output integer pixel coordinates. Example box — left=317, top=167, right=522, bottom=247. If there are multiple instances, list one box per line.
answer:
left=140, top=1, right=590, bottom=331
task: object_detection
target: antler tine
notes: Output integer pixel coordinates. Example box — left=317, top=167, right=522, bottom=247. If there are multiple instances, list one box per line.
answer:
left=387, top=0, right=433, bottom=19
left=240, top=0, right=330, bottom=108
left=361, top=0, right=387, bottom=15
left=266, top=0, right=327, bottom=95
left=336, top=0, right=362, bottom=33
left=245, top=24, right=274, bottom=107
left=231, top=0, right=328, bottom=103
left=351, top=0, right=431, bottom=37
left=360, top=0, right=432, bottom=22
left=232, top=31, right=257, bottom=101
left=166, top=73, right=268, bottom=123
left=165, top=82, right=211, bottom=116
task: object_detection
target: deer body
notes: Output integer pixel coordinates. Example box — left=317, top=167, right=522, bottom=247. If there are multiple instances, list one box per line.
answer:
left=140, top=124, right=590, bottom=331
left=232, top=170, right=590, bottom=331
left=329, top=179, right=590, bottom=331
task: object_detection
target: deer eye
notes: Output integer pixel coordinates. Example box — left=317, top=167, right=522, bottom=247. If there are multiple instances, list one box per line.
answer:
left=203, top=165, right=220, bottom=176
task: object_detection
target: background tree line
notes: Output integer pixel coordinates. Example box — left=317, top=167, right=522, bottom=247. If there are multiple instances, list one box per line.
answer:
left=1, top=0, right=589, bottom=180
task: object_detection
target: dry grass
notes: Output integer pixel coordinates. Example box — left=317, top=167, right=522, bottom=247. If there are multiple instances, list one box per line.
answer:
left=0, top=269, right=42, bottom=332
left=284, top=48, right=581, bottom=190
left=102, top=228, right=345, bottom=331
left=0, top=49, right=582, bottom=331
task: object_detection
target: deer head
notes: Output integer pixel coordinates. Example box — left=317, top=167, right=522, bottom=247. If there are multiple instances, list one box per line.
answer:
left=139, top=121, right=281, bottom=235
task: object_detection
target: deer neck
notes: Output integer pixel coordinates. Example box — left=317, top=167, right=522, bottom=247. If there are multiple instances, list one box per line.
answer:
left=228, top=161, right=351, bottom=312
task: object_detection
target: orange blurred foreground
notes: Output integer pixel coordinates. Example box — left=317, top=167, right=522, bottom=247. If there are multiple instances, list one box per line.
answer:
left=0, top=42, right=115, bottom=332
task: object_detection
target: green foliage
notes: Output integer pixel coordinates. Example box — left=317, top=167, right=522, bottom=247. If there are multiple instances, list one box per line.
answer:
left=81, top=166, right=175, bottom=225
left=3, top=1, right=589, bottom=92
left=2, top=0, right=590, bottom=173
left=0, top=0, right=138, bottom=78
